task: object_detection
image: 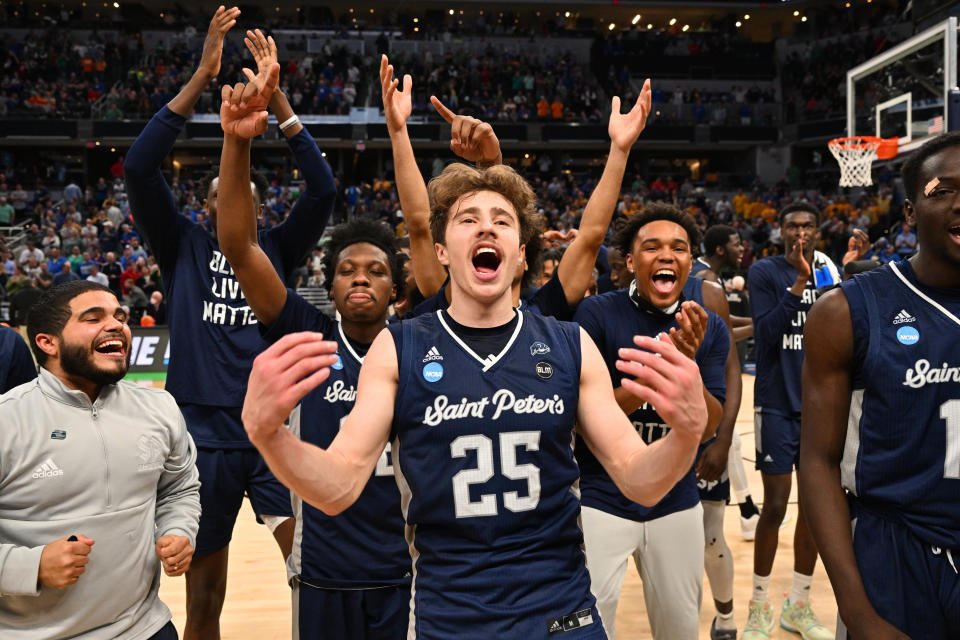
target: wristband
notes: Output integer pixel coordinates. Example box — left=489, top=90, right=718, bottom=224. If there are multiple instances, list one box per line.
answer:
left=278, top=115, right=300, bottom=132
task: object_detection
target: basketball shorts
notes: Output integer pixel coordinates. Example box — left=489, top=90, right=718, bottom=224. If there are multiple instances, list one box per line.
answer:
left=754, top=409, right=800, bottom=475
left=184, top=405, right=294, bottom=556
left=293, top=581, right=409, bottom=640
left=696, top=438, right=731, bottom=503
left=840, top=505, right=960, bottom=639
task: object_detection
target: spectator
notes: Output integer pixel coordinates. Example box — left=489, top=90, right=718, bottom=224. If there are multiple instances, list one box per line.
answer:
left=894, top=221, right=917, bottom=258
left=52, top=261, right=80, bottom=286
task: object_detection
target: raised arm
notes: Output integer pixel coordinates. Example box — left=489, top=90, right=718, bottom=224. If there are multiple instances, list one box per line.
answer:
left=380, top=55, right=448, bottom=297
left=124, top=7, right=239, bottom=261
left=577, top=330, right=707, bottom=506
left=243, top=330, right=397, bottom=515
left=246, top=30, right=336, bottom=274
left=750, top=251, right=809, bottom=344
left=217, top=61, right=289, bottom=327
left=799, top=290, right=908, bottom=639
left=169, top=6, right=239, bottom=116
left=557, top=82, right=651, bottom=306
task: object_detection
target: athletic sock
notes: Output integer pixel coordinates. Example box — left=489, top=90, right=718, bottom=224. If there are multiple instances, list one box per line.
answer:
left=752, top=573, right=771, bottom=604
left=715, top=610, right=736, bottom=631
left=739, top=495, right=759, bottom=518
left=788, top=571, right=813, bottom=604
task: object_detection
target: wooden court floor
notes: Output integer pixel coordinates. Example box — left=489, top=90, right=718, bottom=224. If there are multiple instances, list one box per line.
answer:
left=157, top=374, right=838, bottom=638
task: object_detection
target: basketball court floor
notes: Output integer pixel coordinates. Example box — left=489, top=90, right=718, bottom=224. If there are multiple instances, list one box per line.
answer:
left=157, top=373, right=838, bottom=638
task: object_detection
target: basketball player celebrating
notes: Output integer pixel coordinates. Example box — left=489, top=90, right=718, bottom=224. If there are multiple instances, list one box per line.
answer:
left=692, top=225, right=762, bottom=542
left=801, top=132, right=960, bottom=639
left=381, top=55, right=651, bottom=320
left=573, top=204, right=729, bottom=640
left=226, top=62, right=709, bottom=640
left=742, top=203, right=839, bottom=640
left=123, top=17, right=335, bottom=639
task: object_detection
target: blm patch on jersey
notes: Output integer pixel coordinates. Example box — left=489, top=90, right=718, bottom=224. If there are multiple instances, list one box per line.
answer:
left=546, top=608, right=594, bottom=635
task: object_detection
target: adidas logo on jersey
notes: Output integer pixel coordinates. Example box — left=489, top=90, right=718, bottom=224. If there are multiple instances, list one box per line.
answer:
left=422, top=346, right=443, bottom=363
left=32, top=458, right=64, bottom=479
left=893, top=309, right=916, bottom=324
left=763, top=454, right=774, bottom=463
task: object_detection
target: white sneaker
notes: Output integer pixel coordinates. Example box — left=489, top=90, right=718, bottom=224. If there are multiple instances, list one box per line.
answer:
left=741, top=513, right=759, bottom=541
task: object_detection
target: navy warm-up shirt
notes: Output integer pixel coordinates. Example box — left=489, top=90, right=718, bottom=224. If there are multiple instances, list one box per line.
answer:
left=573, top=285, right=728, bottom=521
left=0, top=326, right=36, bottom=394
left=124, top=106, right=335, bottom=445
left=262, top=291, right=410, bottom=588
left=749, top=253, right=837, bottom=416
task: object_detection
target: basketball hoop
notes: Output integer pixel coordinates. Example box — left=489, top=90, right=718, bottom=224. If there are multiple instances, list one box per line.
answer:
left=828, top=136, right=898, bottom=187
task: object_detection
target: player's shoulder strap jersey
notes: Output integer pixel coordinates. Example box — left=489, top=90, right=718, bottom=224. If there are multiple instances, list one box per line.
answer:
left=690, top=257, right=712, bottom=279
left=388, top=310, right=602, bottom=639
left=840, top=260, right=960, bottom=548
left=572, top=286, right=728, bottom=522
left=289, top=319, right=410, bottom=588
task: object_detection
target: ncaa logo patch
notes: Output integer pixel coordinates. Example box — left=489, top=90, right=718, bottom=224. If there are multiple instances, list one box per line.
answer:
left=331, top=355, right=344, bottom=370
left=896, top=326, right=919, bottom=345
left=535, top=361, right=554, bottom=379
left=422, top=361, right=444, bottom=383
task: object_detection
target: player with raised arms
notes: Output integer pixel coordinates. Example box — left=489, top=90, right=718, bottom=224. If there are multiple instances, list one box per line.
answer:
left=380, top=54, right=652, bottom=321
left=122, top=12, right=336, bottom=639
left=801, top=132, right=960, bottom=639
left=216, top=32, right=410, bottom=639
left=224, top=60, right=709, bottom=640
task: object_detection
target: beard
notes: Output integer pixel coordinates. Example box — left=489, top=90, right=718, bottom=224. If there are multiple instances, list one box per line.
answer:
left=60, top=340, right=128, bottom=387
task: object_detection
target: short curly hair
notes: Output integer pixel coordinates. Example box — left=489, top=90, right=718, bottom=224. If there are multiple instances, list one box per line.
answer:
left=428, top=163, right=542, bottom=251
left=615, top=202, right=701, bottom=257
left=321, top=218, right=403, bottom=292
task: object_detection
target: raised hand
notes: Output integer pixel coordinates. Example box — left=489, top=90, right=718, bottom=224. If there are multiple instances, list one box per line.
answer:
left=244, top=28, right=278, bottom=77
left=38, top=535, right=94, bottom=589
left=220, top=62, right=280, bottom=139
left=155, top=534, right=194, bottom=577
left=668, top=300, right=708, bottom=359
left=242, top=332, right=339, bottom=446
left=380, top=55, right=412, bottom=135
left=616, top=333, right=707, bottom=444
left=787, top=237, right=812, bottom=281
left=198, top=6, right=241, bottom=79
left=608, top=79, right=652, bottom=154
left=842, top=228, right=870, bottom=265
left=431, top=96, right=501, bottom=166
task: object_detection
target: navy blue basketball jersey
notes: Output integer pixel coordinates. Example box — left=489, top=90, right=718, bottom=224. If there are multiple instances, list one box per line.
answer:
left=573, top=284, right=728, bottom=522
left=388, top=310, right=603, bottom=639
left=263, top=292, right=410, bottom=588
left=690, top=257, right=712, bottom=279
left=840, top=261, right=960, bottom=548
left=749, top=252, right=839, bottom=416
left=408, top=272, right=575, bottom=321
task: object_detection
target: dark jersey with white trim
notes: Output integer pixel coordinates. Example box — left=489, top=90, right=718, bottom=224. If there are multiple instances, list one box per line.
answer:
left=573, top=286, right=728, bottom=521
left=840, top=261, right=960, bottom=547
left=749, top=253, right=838, bottom=416
left=407, top=271, right=575, bottom=321
left=387, top=310, right=602, bottom=639
left=262, top=291, right=410, bottom=588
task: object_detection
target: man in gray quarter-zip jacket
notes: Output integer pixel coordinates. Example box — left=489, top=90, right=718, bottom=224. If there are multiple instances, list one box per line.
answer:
left=0, top=280, right=200, bottom=640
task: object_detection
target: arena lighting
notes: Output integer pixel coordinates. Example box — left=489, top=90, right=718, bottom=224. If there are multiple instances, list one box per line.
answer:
left=564, top=11, right=570, bottom=17
left=608, top=22, right=615, bottom=30
left=794, top=10, right=800, bottom=15
left=735, top=20, right=742, bottom=27
left=682, top=24, right=689, bottom=31
left=448, top=9, right=454, bottom=15
left=112, top=1, right=118, bottom=7
left=632, top=14, right=640, bottom=24
left=801, top=15, right=808, bottom=21
left=669, top=17, right=677, bottom=25
left=413, top=17, right=418, bottom=22
left=744, top=14, right=750, bottom=20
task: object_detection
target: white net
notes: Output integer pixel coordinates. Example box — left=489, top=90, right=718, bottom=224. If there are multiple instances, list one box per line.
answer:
left=829, top=137, right=880, bottom=187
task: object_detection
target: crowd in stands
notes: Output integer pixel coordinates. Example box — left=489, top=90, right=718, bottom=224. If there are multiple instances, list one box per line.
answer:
left=0, top=151, right=915, bottom=329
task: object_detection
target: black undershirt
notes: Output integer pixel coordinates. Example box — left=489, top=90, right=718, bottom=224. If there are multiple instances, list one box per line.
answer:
left=442, top=310, right=519, bottom=360
left=345, top=334, right=371, bottom=358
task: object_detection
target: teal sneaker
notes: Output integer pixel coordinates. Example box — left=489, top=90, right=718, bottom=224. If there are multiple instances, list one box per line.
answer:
left=741, top=599, right=774, bottom=639
left=780, top=598, right=833, bottom=640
